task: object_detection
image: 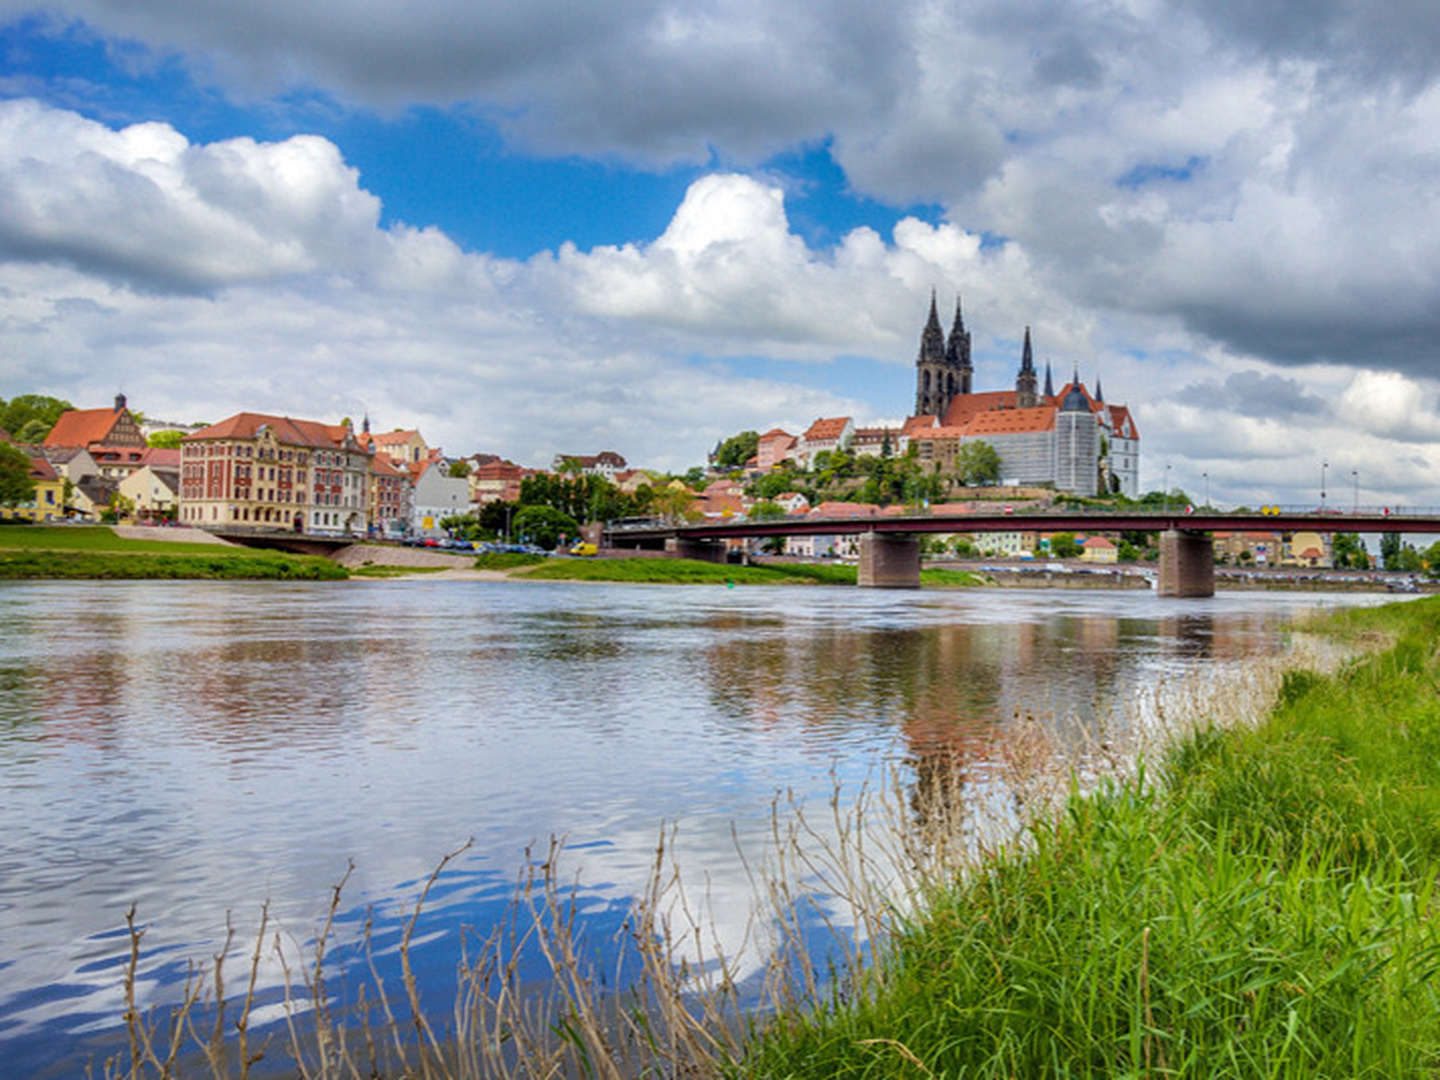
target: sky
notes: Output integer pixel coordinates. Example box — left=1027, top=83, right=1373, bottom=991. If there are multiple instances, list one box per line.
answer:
left=1, top=1, right=1439, bottom=506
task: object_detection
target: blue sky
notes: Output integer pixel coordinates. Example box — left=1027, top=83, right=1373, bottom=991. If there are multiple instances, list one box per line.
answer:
left=2, top=1, right=1440, bottom=503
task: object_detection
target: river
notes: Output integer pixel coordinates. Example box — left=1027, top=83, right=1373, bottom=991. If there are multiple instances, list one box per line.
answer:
left=0, top=580, right=1395, bottom=1076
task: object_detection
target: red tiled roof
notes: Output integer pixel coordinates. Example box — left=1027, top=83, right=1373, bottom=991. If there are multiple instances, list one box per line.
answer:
left=1108, top=404, right=1138, bottom=439
left=803, top=416, right=851, bottom=442
left=961, top=406, right=1056, bottom=435
left=183, top=412, right=370, bottom=453
left=808, top=501, right=880, bottom=518
left=1081, top=536, right=1116, bottom=548
left=140, top=447, right=180, bottom=468
left=900, top=414, right=938, bottom=436
left=758, top=428, right=793, bottom=441
left=940, top=391, right=1016, bottom=427
left=370, top=429, right=421, bottom=446
left=28, top=455, right=58, bottom=481
left=44, top=407, right=132, bottom=448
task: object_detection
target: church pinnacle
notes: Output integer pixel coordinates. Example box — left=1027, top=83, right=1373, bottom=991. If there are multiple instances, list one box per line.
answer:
left=1015, top=326, right=1038, bottom=408
left=1043, top=362, right=1054, bottom=399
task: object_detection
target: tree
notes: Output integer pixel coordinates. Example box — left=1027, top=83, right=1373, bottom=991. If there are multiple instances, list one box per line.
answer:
left=14, top=418, right=51, bottom=444
left=1331, top=532, right=1367, bottom=569
left=954, top=440, right=1002, bottom=486
left=512, top=505, right=580, bottom=550
left=653, top=484, right=699, bottom=523
left=1049, top=532, right=1082, bottom=558
left=747, top=500, right=788, bottom=521
left=1398, top=545, right=1424, bottom=573
left=0, top=395, right=73, bottom=442
left=1381, top=531, right=1402, bottom=571
left=447, top=460, right=472, bottom=478
left=713, top=430, right=759, bottom=469
left=0, top=442, right=36, bottom=506
left=147, top=430, right=184, bottom=449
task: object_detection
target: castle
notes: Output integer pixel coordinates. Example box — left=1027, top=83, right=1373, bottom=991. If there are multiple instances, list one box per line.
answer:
left=907, top=294, right=1140, bottom=496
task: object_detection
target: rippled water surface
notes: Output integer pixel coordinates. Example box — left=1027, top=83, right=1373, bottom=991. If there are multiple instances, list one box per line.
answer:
left=0, top=579, right=1393, bottom=1076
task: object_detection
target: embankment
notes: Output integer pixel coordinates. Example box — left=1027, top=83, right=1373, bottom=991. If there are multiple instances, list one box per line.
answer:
left=743, top=595, right=1440, bottom=1077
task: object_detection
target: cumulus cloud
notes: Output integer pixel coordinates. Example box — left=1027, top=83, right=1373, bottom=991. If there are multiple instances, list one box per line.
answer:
left=4, top=99, right=1440, bottom=509
left=9, top=0, right=1440, bottom=384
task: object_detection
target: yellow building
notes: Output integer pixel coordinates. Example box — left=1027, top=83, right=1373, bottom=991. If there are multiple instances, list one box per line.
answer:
left=2, top=453, right=65, bottom=522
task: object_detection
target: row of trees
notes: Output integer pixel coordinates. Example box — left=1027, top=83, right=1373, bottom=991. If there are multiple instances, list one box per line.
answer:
left=0, top=394, right=73, bottom=444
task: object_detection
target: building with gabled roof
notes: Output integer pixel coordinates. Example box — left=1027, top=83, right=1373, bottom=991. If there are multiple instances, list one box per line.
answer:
left=903, top=296, right=1140, bottom=496
left=179, top=412, right=372, bottom=535
left=43, top=394, right=146, bottom=452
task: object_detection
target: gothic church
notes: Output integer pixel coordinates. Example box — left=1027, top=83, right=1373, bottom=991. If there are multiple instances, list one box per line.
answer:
left=907, top=293, right=1140, bottom=496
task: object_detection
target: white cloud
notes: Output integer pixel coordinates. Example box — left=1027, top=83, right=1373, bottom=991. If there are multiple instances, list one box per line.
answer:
left=5, top=99, right=1440, bottom=509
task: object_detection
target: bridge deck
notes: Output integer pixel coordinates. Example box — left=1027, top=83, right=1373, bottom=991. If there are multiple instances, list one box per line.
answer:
left=609, top=511, right=1440, bottom=544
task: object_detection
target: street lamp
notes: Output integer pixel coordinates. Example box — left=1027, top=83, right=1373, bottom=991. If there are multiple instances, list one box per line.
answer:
left=1203, top=471, right=1210, bottom=509
left=1163, top=464, right=1171, bottom=512
left=1321, top=460, right=1328, bottom=511
left=1352, top=470, right=1359, bottom=513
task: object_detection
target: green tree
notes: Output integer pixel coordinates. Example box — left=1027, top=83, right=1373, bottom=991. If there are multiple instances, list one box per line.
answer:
left=147, top=430, right=184, bottom=449
left=653, top=485, right=699, bottom=523
left=0, top=395, right=73, bottom=442
left=714, top=430, right=759, bottom=469
left=0, top=442, right=36, bottom=505
left=512, top=505, right=580, bottom=550
left=1381, top=531, right=1402, bottom=571
left=1049, top=532, right=1082, bottom=558
left=447, top=460, right=472, bottom=478
left=13, top=418, right=51, bottom=444
left=1331, top=532, right=1367, bottom=569
left=954, top=440, right=1002, bottom=486
left=1398, top=545, right=1424, bottom=573
left=747, top=500, right=788, bottom=521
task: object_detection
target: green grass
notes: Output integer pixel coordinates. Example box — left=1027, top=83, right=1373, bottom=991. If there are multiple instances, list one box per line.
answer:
left=920, top=567, right=985, bottom=587
left=348, top=564, right=449, bottom=578
left=472, top=551, right=548, bottom=571
left=741, top=596, right=1440, bottom=1079
left=0, top=524, right=241, bottom=555
left=0, top=549, right=348, bottom=580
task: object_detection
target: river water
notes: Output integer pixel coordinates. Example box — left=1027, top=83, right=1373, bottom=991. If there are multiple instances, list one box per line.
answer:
left=0, top=580, right=1395, bottom=1076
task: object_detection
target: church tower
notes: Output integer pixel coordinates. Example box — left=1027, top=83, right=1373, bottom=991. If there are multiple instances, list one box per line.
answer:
left=945, top=294, right=972, bottom=396
left=914, top=291, right=949, bottom=416
left=1015, top=327, right=1039, bottom=408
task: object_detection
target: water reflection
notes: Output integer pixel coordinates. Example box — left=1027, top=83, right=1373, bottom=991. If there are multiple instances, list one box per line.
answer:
left=0, top=581, right=1393, bottom=1077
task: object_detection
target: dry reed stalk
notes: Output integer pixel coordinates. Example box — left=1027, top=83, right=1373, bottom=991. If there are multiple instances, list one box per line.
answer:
left=99, top=627, right=1385, bottom=1080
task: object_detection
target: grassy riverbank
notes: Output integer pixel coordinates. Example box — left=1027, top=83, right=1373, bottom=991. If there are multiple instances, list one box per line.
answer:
left=741, top=595, right=1440, bottom=1078
left=510, top=555, right=984, bottom=587
left=0, top=549, right=348, bottom=580
left=0, top=526, right=347, bottom=580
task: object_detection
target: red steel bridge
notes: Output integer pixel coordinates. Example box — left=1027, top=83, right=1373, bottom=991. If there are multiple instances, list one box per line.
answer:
left=604, top=509, right=1440, bottom=596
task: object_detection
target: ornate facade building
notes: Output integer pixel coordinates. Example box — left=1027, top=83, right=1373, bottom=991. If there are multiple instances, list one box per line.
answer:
left=908, top=294, right=1140, bottom=497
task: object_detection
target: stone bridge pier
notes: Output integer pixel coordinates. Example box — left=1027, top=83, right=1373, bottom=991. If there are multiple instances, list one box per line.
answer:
left=857, top=532, right=921, bottom=588
left=665, top=536, right=729, bottom=563
left=1157, top=529, right=1215, bottom=597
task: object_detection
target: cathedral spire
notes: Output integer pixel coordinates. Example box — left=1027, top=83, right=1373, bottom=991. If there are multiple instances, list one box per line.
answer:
left=944, top=293, right=973, bottom=395
left=1043, top=361, right=1054, bottom=398
left=1094, top=375, right=1104, bottom=403
left=1015, top=327, right=1038, bottom=408
left=914, top=289, right=949, bottom=416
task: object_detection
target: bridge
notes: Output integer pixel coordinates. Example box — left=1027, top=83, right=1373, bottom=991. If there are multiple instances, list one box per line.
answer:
left=604, top=509, right=1440, bottom=596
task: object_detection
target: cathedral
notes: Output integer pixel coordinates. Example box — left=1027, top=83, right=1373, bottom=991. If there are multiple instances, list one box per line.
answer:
left=907, top=293, right=1140, bottom=497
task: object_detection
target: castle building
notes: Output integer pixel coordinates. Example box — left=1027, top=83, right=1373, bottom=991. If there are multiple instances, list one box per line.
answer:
left=907, top=296, right=1140, bottom=497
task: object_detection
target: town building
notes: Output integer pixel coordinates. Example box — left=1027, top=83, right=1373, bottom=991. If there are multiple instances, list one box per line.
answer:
left=360, top=423, right=430, bottom=467
left=368, top=455, right=411, bottom=537
left=755, top=429, right=797, bottom=470
left=179, top=413, right=372, bottom=535
left=0, top=452, right=63, bottom=522
left=551, top=451, right=627, bottom=479
left=410, top=459, right=470, bottom=534
left=906, top=294, right=1140, bottom=496
left=43, top=394, right=150, bottom=480
left=117, top=451, right=181, bottom=522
